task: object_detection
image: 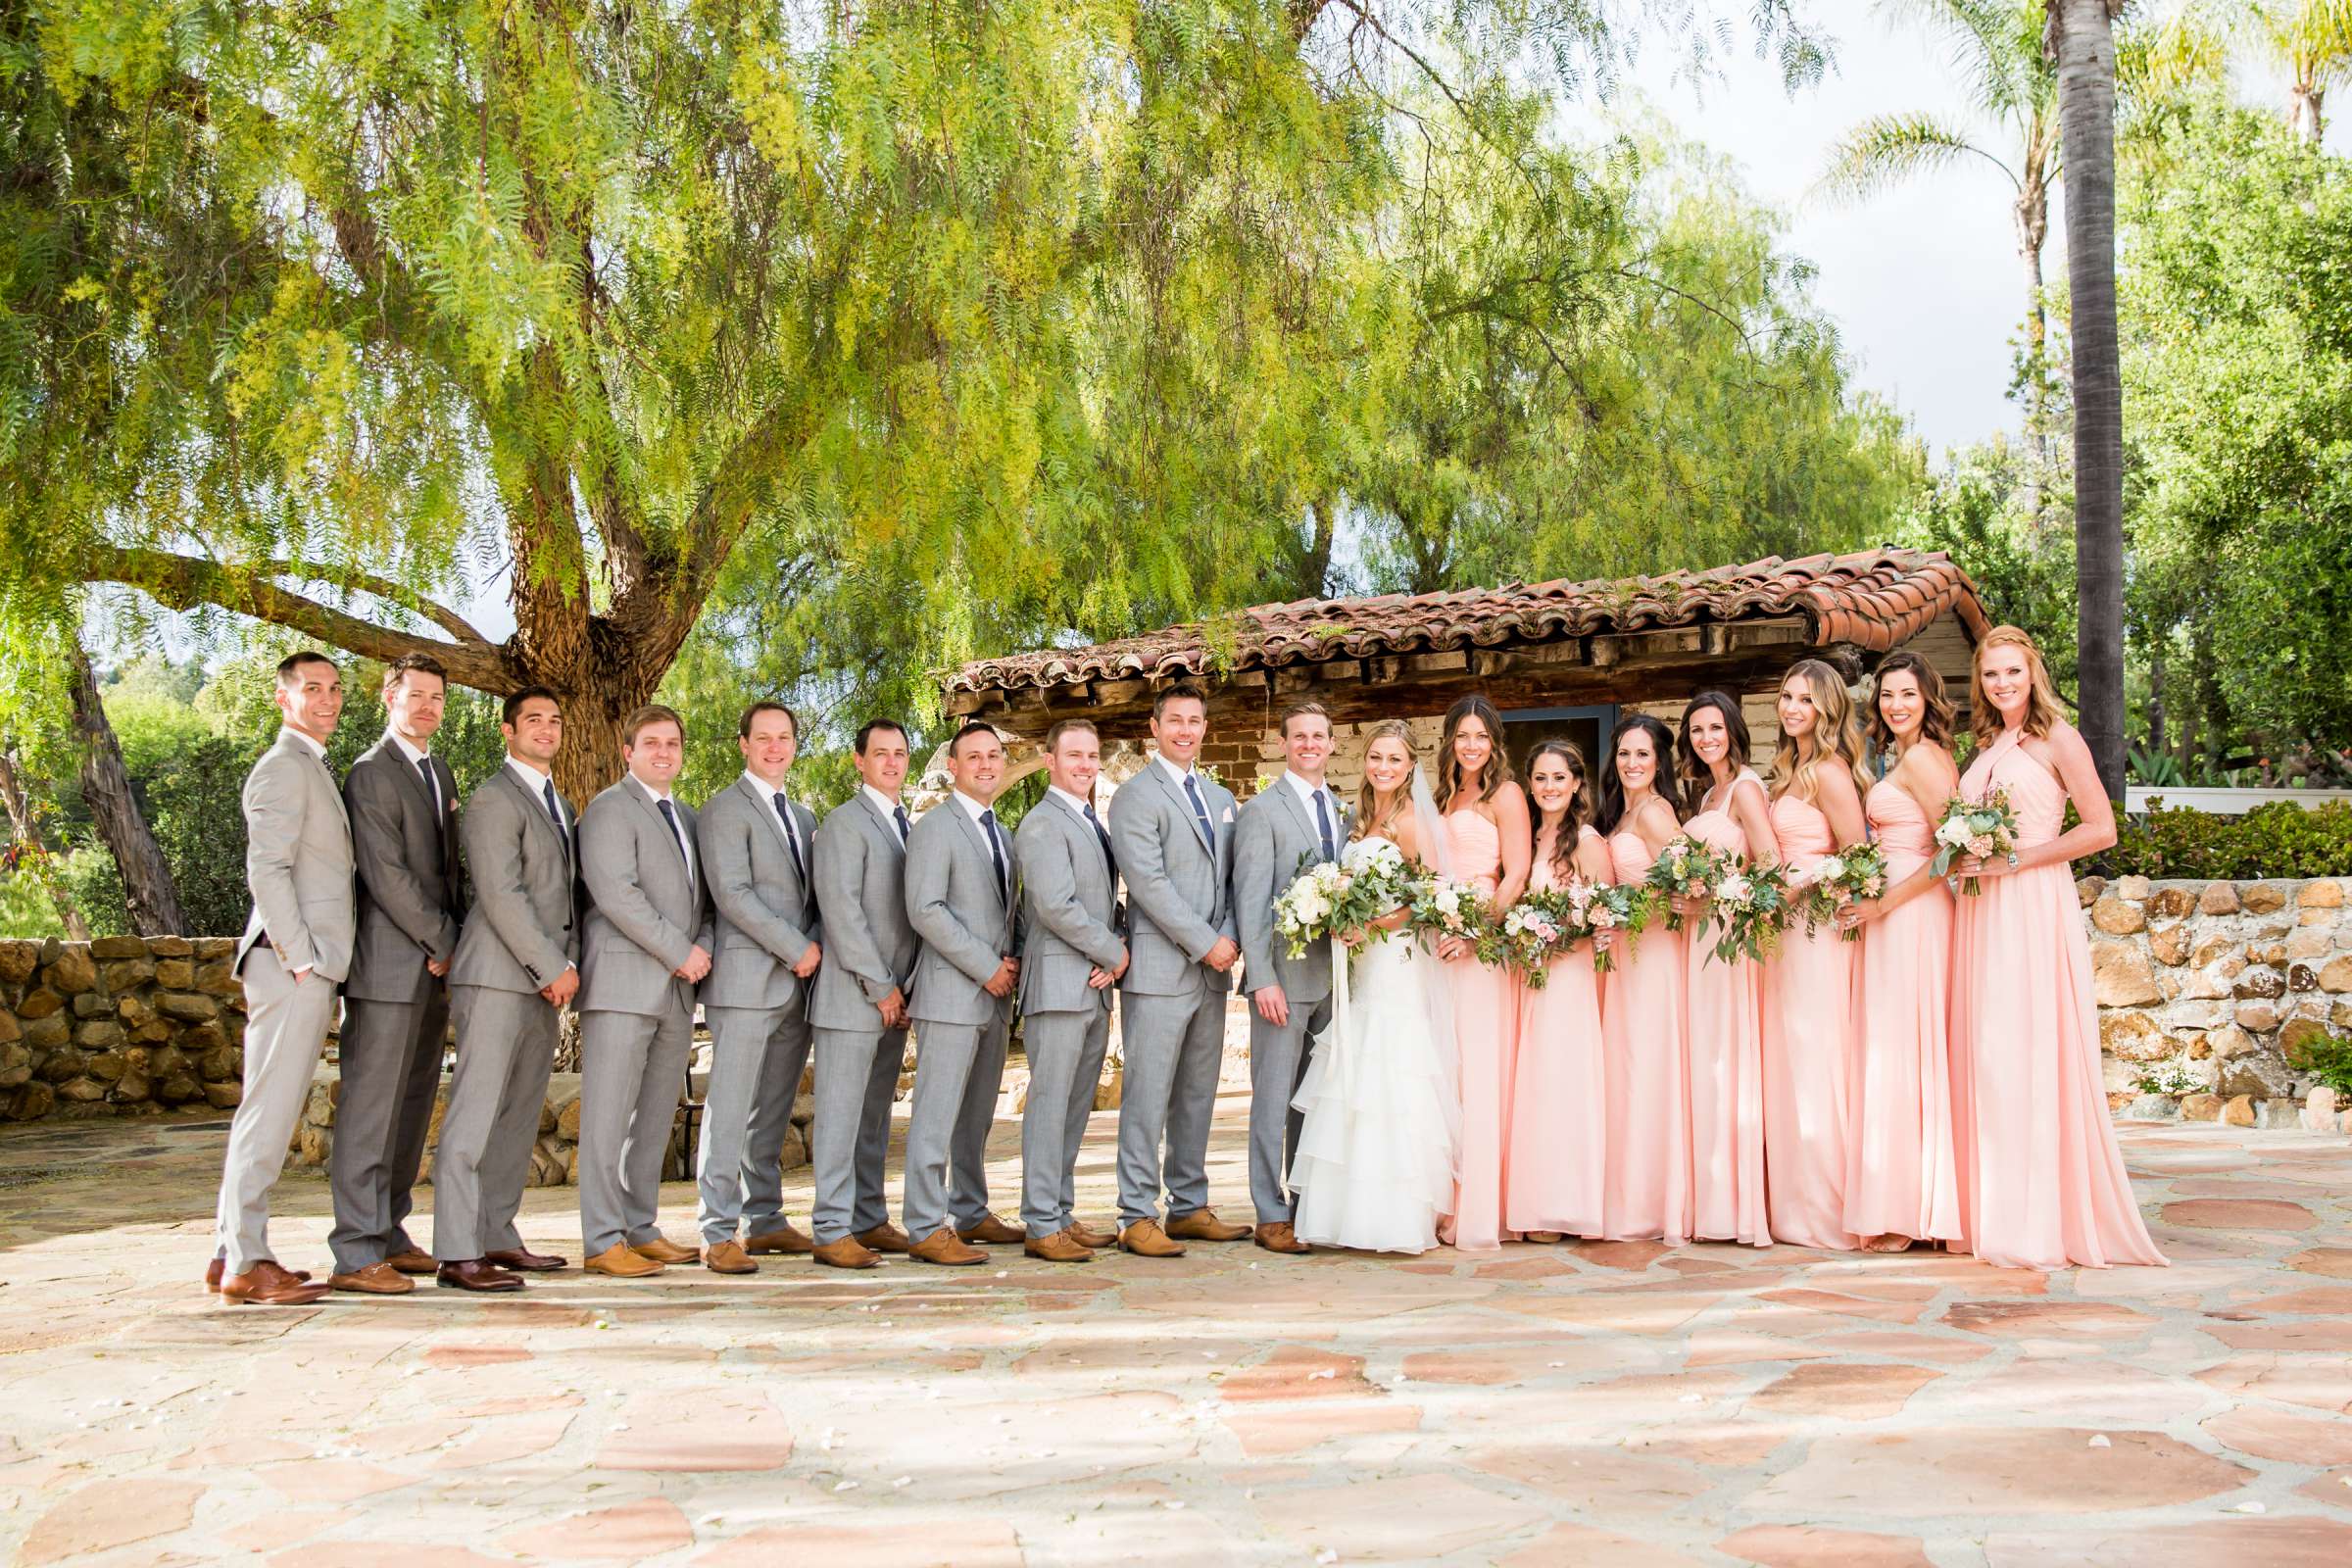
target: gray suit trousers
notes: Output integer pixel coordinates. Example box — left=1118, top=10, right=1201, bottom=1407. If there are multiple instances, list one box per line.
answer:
left=1020, top=1008, right=1110, bottom=1237
left=1115, top=981, right=1226, bottom=1226
left=214, top=949, right=339, bottom=1274
left=901, top=1015, right=1007, bottom=1239
left=697, top=1004, right=814, bottom=1245
left=433, top=985, right=559, bottom=1261
left=327, top=985, right=449, bottom=1272
left=810, top=1024, right=905, bottom=1243
left=577, top=1005, right=692, bottom=1256
left=1246, top=996, right=1331, bottom=1225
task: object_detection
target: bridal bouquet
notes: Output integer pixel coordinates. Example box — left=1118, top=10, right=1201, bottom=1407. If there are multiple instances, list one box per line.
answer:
left=1795, top=842, right=1890, bottom=940
left=1643, top=835, right=1724, bottom=932
left=1931, top=788, right=2020, bottom=896
left=1408, top=873, right=1494, bottom=958
left=1273, top=839, right=1416, bottom=958
left=1702, top=859, right=1793, bottom=966
left=1484, top=897, right=1569, bottom=988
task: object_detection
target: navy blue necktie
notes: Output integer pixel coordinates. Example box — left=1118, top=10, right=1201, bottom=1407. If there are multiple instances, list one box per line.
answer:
left=1083, top=802, right=1116, bottom=872
left=772, top=792, right=807, bottom=881
left=1313, top=789, right=1337, bottom=861
left=980, top=808, right=1008, bottom=902
left=656, top=797, right=688, bottom=871
left=893, top=804, right=911, bottom=845
left=542, top=778, right=571, bottom=859
left=1182, top=773, right=1214, bottom=850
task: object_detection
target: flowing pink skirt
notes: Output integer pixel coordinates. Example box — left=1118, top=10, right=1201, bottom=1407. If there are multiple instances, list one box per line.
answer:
left=1762, top=922, right=1859, bottom=1250
left=1952, top=864, right=2166, bottom=1269
left=1687, top=941, right=1769, bottom=1247
left=1443, top=956, right=1521, bottom=1250
left=1843, top=857, right=1963, bottom=1242
left=1600, top=927, right=1690, bottom=1243
left=1504, top=956, right=1607, bottom=1237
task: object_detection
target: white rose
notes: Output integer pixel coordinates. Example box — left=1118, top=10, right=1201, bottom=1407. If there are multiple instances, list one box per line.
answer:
left=1935, top=817, right=1972, bottom=849
left=1717, top=872, right=1750, bottom=905
left=1818, top=856, right=1846, bottom=884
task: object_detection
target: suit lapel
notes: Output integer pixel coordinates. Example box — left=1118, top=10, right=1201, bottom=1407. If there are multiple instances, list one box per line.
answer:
left=857, top=791, right=906, bottom=859
left=1051, top=793, right=1109, bottom=898
left=946, top=799, right=1007, bottom=919
left=1150, top=761, right=1212, bottom=854
left=627, top=780, right=691, bottom=894
left=508, top=766, right=567, bottom=863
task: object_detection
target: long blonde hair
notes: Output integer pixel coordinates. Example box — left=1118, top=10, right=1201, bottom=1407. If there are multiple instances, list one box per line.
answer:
left=1969, top=624, right=2068, bottom=747
left=1771, top=659, right=1873, bottom=803
left=1352, top=719, right=1417, bottom=841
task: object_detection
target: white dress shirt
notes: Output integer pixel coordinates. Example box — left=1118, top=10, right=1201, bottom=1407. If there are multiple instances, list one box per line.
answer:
left=863, top=783, right=909, bottom=843
left=631, top=772, right=695, bottom=884
left=743, top=769, right=806, bottom=868
left=389, top=729, right=441, bottom=816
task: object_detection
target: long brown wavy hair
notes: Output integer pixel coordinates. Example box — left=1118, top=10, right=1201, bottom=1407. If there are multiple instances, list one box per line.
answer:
left=1351, top=719, right=1417, bottom=842
left=1525, top=738, right=1592, bottom=883
left=1675, top=690, right=1751, bottom=801
left=1771, top=659, right=1874, bottom=803
left=1969, top=624, right=2068, bottom=747
left=1869, top=650, right=1958, bottom=755
left=1435, top=695, right=1513, bottom=814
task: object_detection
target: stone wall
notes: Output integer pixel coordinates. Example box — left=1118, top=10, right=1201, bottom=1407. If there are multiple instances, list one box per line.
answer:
left=0, top=937, right=248, bottom=1122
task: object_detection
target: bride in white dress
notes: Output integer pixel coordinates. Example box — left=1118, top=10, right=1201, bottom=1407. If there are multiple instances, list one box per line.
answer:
left=1288, top=720, right=1462, bottom=1253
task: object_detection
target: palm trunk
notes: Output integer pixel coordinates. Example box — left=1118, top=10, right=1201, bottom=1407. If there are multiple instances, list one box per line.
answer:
left=2050, top=0, right=2128, bottom=803
left=68, top=645, right=187, bottom=935
left=2016, top=182, right=2051, bottom=532
left=0, top=749, right=92, bottom=941
left=2290, top=80, right=2325, bottom=144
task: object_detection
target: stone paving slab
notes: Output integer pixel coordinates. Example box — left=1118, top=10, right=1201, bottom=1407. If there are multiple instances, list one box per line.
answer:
left=0, top=1096, right=2348, bottom=1566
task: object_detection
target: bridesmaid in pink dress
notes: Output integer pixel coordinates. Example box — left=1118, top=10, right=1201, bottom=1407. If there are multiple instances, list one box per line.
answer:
left=1673, top=692, right=1774, bottom=1248
left=1596, top=715, right=1690, bottom=1244
left=1838, top=652, right=1965, bottom=1252
left=1504, top=740, right=1614, bottom=1241
left=1435, top=697, right=1531, bottom=1251
left=1761, top=660, right=1867, bottom=1252
left=1950, top=627, right=2166, bottom=1269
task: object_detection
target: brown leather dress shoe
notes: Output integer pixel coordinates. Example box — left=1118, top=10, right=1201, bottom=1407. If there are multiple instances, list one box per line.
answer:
left=436, top=1259, right=524, bottom=1293
left=1067, top=1220, right=1117, bottom=1250
left=1253, top=1221, right=1311, bottom=1255
left=956, top=1212, right=1026, bottom=1246
left=812, top=1237, right=880, bottom=1270
left=702, top=1240, right=758, bottom=1275
left=910, top=1227, right=987, bottom=1266
left=220, top=1260, right=331, bottom=1306
left=585, top=1244, right=663, bottom=1278
left=629, top=1235, right=699, bottom=1265
left=1024, top=1228, right=1096, bottom=1263
left=485, top=1247, right=567, bottom=1272
left=1118, top=1219, right=1187, bottom=1258
left=1164, top=1207, right=1251, bottom=1243
left=206, top=1257, right=311, bottom=1293
left=329, top=1260, right=417, bottom=1295
left=855, top=1222, right=914, bottom=1255
left=742, top=1222, right=816, bottom=1255
left=383, top=1248, right=437, bottom=1275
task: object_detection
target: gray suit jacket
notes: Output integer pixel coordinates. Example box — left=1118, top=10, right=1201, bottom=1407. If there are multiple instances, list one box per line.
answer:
left=450, top=764, right=579, bottom=995
left=1014, top=791, right=1124, bottom=1017
left=236, top=730, right=357, bottom=982
left=343, top=736, right=465, bottom=1003
left=701, top=773, right=822, bottom=1011
left=1108, top=760, right=1238, bottom=998
left=577, top=779, right=713, bottom=1017
left=1232, top=773, right=1349, bottom=1005
left=808, top=793, right=918, bottom=1030
left=906, top=797, right=1021, bottom=1027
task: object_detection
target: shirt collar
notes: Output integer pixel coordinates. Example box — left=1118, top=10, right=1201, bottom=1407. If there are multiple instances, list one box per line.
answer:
left=861, top=782, right=904, bottom=819
left=1282, top=770, right=1330, bottom=810
left=1154, top=753, right=1196, bottom=788
left=629, top=772, right=674, bottom=805
left=387, top=729, right=430, bottom=767
left=506, top=754, right=554, bottom=790
left=742, top=768, right=792, bottom=803
left=281, top=726, right=327, bottom=760
left=952, top=789, right=996, bottom=822
left=1048, top=784, right=1096, bottom=816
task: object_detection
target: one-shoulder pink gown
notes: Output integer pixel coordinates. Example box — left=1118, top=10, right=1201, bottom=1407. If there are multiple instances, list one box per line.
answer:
left=1951, top=732, right=2166, bottom=1269
left=1683, top=770, right=1769, bottom=1248
left=1600, top=826, right=1690, bottom=1244
left=1843, top=779, right=1963, bottom=1245
left=1762, top=793, right=1859, bottom=1251
left=1503, top=826, right=1607, bottom=1238
left=1441, top=809, right=1518, bottom=1250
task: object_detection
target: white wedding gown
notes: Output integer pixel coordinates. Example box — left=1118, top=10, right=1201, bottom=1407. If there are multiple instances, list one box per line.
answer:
left=1288, top=840, right=1461, bottom=1254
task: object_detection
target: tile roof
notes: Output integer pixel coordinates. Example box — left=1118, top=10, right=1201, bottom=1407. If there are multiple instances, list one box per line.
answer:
left=947, top=547, right=1990, bottom=695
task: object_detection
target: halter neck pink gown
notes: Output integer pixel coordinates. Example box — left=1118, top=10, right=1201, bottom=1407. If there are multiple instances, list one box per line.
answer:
left=1762, top=792, right=1860, bottom=1251
left=1683, top=770, right=1769, bottom=1248
left=1503, top=825, right=1607, bottom=1238
left=1843, top=777, right=1963, bottom=1245
left=1951, top=731, right=2166, bottom=1269
left=1440, top=809, right=1518, bottom=1250
left=1600, top=822, right=1690, bottom=1244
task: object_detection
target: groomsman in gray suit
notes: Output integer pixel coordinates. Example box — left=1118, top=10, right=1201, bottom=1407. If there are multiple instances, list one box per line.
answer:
left=901, top=722, right=1026, bottom=1265
left=808, top=719, right=920, bottom=1270
left=1012, top=718, right=1126, bottom=1263
left=693, top=700, right=824, bottom=1274
left=1106, top=681, right=1250, bottom=1257
left=210, top=652, right=350, bottom=1306
left=327, top=653, right=464, bottom=1295
left=574, top=705, right=712, bottom=1278
left=1231, top=701, right=1348, bottom=1256
left=433, top=688, right=578, bottom=1292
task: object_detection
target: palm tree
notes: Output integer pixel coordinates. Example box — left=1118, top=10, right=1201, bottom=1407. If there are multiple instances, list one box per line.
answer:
left=2243, top=0, right=2352, bottom=140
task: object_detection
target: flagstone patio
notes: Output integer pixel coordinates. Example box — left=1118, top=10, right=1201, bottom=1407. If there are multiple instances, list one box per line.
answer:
left=1, top=1096, right=2347, bottom=1567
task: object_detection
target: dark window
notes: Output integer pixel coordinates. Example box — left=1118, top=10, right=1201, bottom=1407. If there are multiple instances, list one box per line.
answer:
left=1500, top=704, right=1618, bottom=781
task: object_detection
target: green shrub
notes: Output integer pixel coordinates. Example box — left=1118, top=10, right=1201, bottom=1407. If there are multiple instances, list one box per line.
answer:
left=2291, top=1036, right=2352, bottom=1096
left=2099, top=800, right=2352, bottom=880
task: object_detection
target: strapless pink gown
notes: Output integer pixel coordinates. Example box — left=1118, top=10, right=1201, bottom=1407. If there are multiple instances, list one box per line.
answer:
left=1952, top=732, right=2166, bottom=1269
left=1441, top=809, right=1518, bottom=1250
left=1844, top=780, right=1963, bottom=1243
left=1762, top=794, right=1859, bottom=1251
left=1600, top=828, right=1689, bottom=1244
left=1683, top=770, right=1769, bottom=1248
left=1504, top=829, right=1607, bottom=1238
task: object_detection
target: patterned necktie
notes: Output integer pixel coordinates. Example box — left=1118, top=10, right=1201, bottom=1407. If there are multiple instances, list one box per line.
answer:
left=893, top=803, right=911, bottom=846
left=772, top=792, right=807, bottom=881
left=1182, top=773, right=1214, bottom=850
left=1083, top=802, right=1116, bottom=873
left=979, top=808, right=1008, bottom=902
left=1313, top=789, right=1337, bottom=861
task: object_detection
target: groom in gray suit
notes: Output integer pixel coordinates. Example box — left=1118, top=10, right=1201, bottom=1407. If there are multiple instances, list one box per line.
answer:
left=210, top=652, right=350, bottom=1306
left=807, top=719, right=920, bottom=1270
left=1012, top=718, right=1126, bottom=1263
left=1231, top=701, right=1347, bottom=1256
left=693, top=700, right=824, bottom=1274
left=575, top=705, right=713, bottom=1278
left=1106, top=681, right=1250, bottom=1257
left=902, top=721, right=1025, bottom=1265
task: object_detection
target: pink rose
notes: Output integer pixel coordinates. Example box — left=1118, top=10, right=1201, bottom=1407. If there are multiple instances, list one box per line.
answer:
left=1966, top=833, right=1995, bottom=858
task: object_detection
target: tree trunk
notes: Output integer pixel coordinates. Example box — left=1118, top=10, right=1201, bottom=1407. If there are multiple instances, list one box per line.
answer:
left=2291, top=80, right=2325, bottom=144
left=2050, top=0, right=2128, bottom=803
left=2016, top=179, right=2051, bottom=531
left=67, top=645, right=187, bottom=936
left=0, top=749, right=92, bottom=941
